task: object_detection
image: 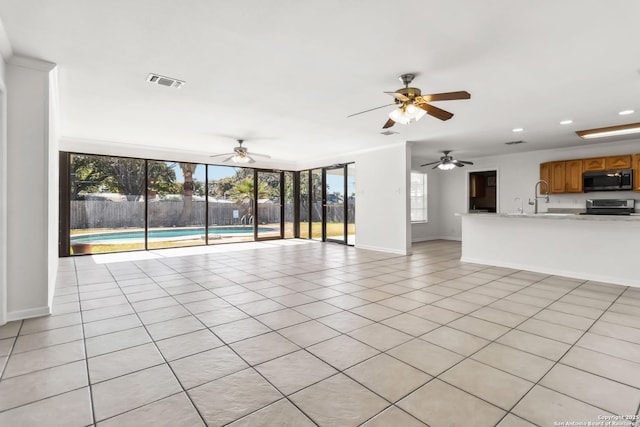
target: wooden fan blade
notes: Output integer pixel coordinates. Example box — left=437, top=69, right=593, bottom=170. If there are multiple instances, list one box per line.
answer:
left=247, top=157, right=256, bottom=164
left=420, top=91, right=471, bottom=102
left=384, top=91, right=410, bottom=102
left=218, top=155, right=234, bottom=162
left=420, top=161, right=440, bottom=167
left=382, top=118, right=396, bottom=129
left=347, top=104, right=395, bottom=118
left=418, top=103, right=454, bottom=121
left=452, top=162, right=466, bottom=167
left=432, top=164, right=440, bottom=170
left=210, top=153, right=234, bottom=158
left=457, top=160, right=474, bottom=165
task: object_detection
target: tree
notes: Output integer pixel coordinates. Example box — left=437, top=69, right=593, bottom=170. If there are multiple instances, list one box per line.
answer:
left=109, top=158, right=148, bottom=201
left=177, top=163, right=198, bottom=226
left=70, top=154, right=112, bottom=200
left=71, top=155, right=180, bottom=201
left=230, top=177, right=269, bottom=222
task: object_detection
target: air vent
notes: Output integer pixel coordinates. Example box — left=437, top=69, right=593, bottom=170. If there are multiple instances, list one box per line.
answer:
left=146, top=73, right=185, bottom=89
left=380, top=130, right=399, bottom=136
left=505, top=140, right=526, bottom=145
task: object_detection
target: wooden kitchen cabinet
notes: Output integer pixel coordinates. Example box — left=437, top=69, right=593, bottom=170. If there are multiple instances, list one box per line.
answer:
left=633, top=154, right=640, bottom=191
left=539, top=161, right=565, bottom=193
left=549, top=161, right=566, bottom=193
left=542, top=153, right=637, bottom=194
left=564, top=159, right=583, bottom=193
left=583, top=157, right=605, bottom=171
left=605, top=155, right=632, bottom=169
left=540, top=162, right=551, bottom=190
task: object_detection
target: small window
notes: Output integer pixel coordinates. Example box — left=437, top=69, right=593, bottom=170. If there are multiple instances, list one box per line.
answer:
left=410, top=172, right=428, bottom=222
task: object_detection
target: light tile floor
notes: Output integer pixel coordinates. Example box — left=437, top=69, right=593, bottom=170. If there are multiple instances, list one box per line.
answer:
left=1, top=239, right=640, bottom=426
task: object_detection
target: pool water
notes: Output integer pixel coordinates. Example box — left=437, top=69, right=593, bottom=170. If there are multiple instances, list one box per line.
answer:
left=71, top=226, right=275, bottom=243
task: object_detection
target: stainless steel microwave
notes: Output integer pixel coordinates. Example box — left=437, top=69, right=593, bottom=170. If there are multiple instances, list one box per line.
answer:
left=583, top=169, right=633, bottom=192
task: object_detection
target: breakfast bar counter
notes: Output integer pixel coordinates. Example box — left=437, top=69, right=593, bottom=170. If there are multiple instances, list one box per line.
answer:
left=457, top=213, right=640, bottom=287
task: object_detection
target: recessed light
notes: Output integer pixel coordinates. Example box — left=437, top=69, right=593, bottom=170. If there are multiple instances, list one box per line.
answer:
left=560, top=120, right=573, bottom=125
left=512, top=128, right=524, bottom=132
left=619, top=110, right=635, bottom=115
left=576, top=122, right=640, bottom=139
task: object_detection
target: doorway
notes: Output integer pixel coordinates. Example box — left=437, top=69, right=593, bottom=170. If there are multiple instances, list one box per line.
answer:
left=297, top=164, right=355, bottom=245
left=323, top=163, right=355, bottom=246
left=325, top=166, right=346, bottom=244
left=468, top=170, right=497, bottom=213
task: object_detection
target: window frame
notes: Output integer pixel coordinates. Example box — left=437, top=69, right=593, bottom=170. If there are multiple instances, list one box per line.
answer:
left=410, top=171, right=428, bottom=223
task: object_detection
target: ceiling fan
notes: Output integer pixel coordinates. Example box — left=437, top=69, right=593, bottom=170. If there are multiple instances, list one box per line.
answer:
left=421, top=151, right=474, bottom=170
left=348, top=73, right=470, bottom=129
left=210, top=140, right=271, bottom=164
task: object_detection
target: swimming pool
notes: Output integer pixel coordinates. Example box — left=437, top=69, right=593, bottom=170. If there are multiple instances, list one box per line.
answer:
left=71, top=226, right=276, bottom=243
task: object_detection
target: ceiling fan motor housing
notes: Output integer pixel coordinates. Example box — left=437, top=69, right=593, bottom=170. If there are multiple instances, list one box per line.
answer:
left=397, top=87, right=422, bottom=99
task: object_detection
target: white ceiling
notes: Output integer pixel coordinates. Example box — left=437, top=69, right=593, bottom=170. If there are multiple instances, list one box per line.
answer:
left=1, top=0, right=639, bottom=166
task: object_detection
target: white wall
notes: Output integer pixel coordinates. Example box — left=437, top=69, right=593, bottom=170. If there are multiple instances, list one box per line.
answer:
left=353, top=143, right=411, bottom=254
left=48, top=68, right=60, bottom=308
left=6, top=56, right=57, bottom=321
left=433, top=139, right=640, bottom=240
left=299, top=141, right=412, bottom=255
left=0, top=55, right=6, bottom=325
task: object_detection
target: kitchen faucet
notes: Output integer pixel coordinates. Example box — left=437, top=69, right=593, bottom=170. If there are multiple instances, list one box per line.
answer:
left=528, top=180, right=550, bottom=214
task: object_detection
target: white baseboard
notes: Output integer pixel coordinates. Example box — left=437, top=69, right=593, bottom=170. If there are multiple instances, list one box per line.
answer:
left=460, top=256, right=640, bottom=288
left=7, top=305, right=52, bottom=322
left=355, top=244, right=410, bottom=256
left=412, top=235, right=461, bottom=242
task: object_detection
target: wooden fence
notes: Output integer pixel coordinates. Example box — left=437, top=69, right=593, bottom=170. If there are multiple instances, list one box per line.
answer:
left=71, top=200, right=354, bottom=229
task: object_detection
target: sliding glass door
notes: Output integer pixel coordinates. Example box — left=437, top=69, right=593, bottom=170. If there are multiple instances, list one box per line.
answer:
left=296, top=163, right=355, bottom=246
left=207, top=165, right=255, bottom=244
left=298, top=171, right=310, bottom=239
left=256, top=170, right=283, bottom=240
left=325, top=166, right=346, bottom=244
left=69, top=154, right=146, bottom=254
left=310, top=168, right=323, bottom=241
left=63, top=151, right=355, bottom=255
left=347, top=163, right=356, bottom=245
left=147, top=161, right=206, bottom=249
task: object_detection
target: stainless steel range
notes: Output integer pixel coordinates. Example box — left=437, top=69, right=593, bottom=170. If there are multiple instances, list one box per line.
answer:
left=585, top=199, right=635, bottom=215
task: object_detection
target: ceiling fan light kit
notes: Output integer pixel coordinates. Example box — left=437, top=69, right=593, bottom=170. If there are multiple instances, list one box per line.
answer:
left=231, top=152, right=251, bottom=164
left=437, top=162, right=457, bottom=171
left=389, top=103, right=426, bottom=124
left=210, top=139, right=271, bottom=164
left=421, top=151, right=474, bottom=171
left=347, top=73, right=470, bottom=129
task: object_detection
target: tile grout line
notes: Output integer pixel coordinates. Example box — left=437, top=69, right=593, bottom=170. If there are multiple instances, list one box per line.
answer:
left=97, top=261, right=210, bottom=426
left=74, top=256, right=98, bottom=426
left=392, top=273, right=587, bottom=426
left=492, top=283, right=630, bottom=425
left=5, top=241, right=640, bottom=426
left=0, top=320, right=22, bottom=381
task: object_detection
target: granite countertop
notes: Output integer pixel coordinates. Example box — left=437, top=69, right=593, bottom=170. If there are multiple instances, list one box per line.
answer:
left=456, top=212, right=640, bottom=221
